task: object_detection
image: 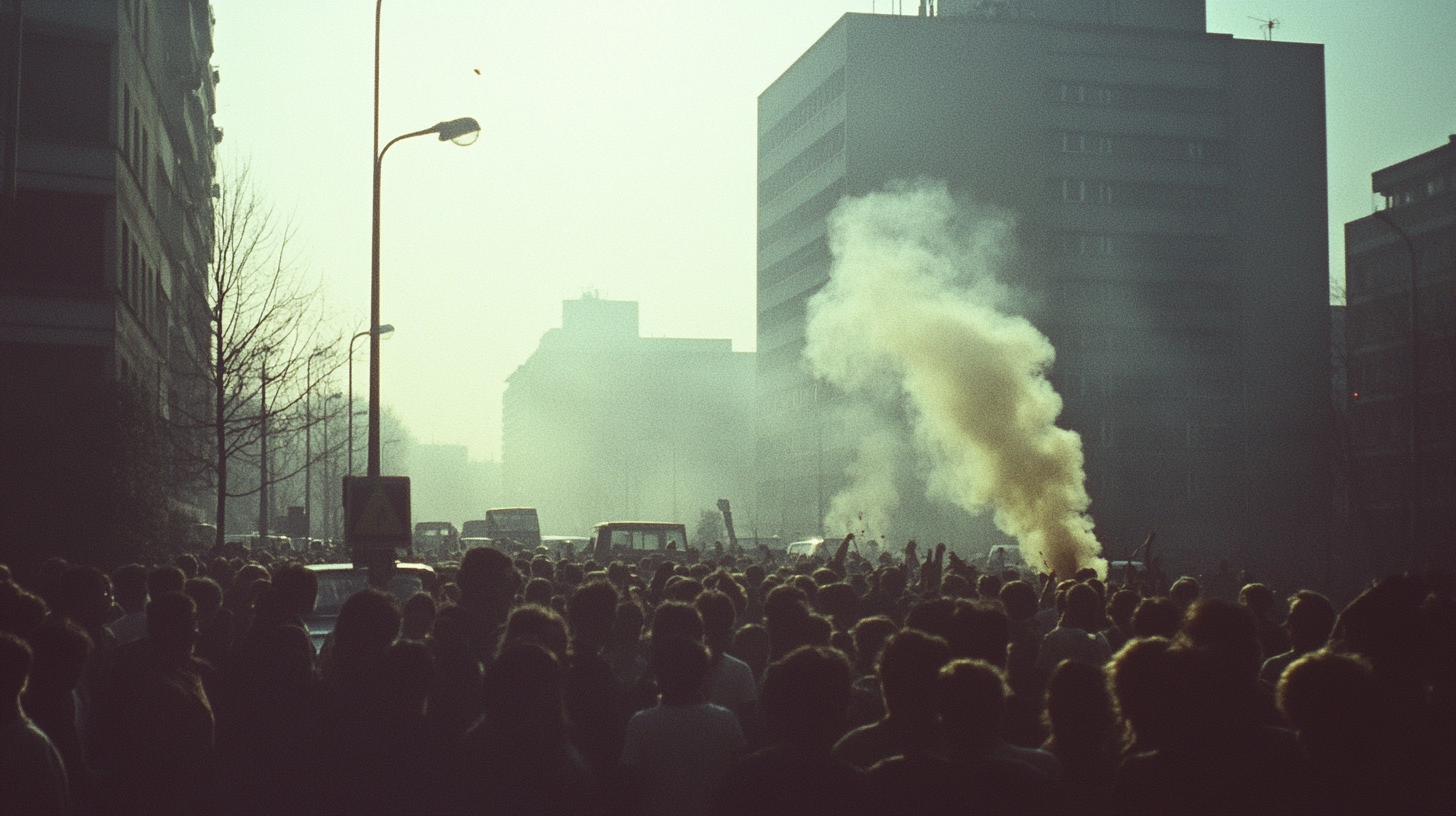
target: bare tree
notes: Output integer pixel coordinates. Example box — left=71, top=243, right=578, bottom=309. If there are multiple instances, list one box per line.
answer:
left=168, top=164, right=343, bottom=550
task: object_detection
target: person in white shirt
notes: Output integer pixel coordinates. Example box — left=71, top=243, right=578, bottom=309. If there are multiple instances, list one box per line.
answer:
left=696, top=590, right=756, bottom=723
left=622, top=622, right=745, bottom=816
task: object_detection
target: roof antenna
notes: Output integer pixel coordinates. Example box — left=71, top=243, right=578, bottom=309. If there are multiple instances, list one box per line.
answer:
left=1247, top=15, right=1280, bottom=41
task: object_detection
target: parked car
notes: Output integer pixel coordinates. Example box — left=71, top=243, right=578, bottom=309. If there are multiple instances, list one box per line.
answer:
left=786, top=537, right=826, bottom=559
left=590, top=521, right=688, bottom=554
left=303, top=562, right=435, bottom=652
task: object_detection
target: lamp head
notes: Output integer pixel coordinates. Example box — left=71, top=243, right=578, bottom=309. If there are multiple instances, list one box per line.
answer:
left=374, top=324, right=395, bottom=337
left=433, top=117, right=481, bottom=146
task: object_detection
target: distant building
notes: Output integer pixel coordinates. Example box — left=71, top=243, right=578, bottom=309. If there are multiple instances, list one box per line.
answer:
left=405, top=443, right=501, bottom=528
left=503, top=296, right=754, bottom=538
left=757, top=1, right=1331, bottom=577
left=1344, top=135, right=1455, bottom=574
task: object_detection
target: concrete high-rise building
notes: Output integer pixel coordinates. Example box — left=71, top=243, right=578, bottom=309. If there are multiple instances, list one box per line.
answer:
left=0, top=1, right=218, bottom=569
left=503, top=295, right=755, bottom=538
left=1344, top=135, right=1455, bottom=575
left=757, top=1, right=1331, bottom=578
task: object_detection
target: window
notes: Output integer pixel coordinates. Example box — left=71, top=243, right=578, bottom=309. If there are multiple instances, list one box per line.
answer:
left=1427, top=176, right=1446, bottom=197
left=1095, top=182, right=1114, bottom=204
left=1061, top=132, right=1086, bottom=153
left=1063, top=179, right=1086, bottom=203
left=1187, top=142, right=1204, bottom=161
left=119, top=222, right=130, bottom=297
left=1097, top=137, right=1113, bottom=154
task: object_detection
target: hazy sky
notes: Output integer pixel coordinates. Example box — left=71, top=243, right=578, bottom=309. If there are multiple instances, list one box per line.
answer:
left=210, top=1, right=1455, bottom=462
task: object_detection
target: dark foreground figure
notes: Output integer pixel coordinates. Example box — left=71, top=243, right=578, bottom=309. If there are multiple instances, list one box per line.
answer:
left=1, top=548, right=1452, bottom=815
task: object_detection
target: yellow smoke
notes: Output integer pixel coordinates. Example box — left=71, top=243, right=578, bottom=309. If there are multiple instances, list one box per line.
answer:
left=804, top=181, right=1105, bottom=579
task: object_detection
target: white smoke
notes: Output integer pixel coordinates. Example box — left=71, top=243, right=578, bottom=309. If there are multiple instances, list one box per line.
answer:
left=804, top=180, right=1105, bottom=578
left=822, top=427, right=906, bottom=543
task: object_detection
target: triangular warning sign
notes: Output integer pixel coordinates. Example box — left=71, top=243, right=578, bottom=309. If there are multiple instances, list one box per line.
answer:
left=355, top=485, right=405, bottom=537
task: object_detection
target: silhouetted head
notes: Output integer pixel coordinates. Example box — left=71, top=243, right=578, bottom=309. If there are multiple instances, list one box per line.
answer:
left=569, top=580, right=618, bottom=648
left=1277, top=650, right=1376, bottom=757
left=176, top=554, right=200, bottom=579
left=382, top=638, right=435, bottom=720
left=498, top=604, right=569, bottom=662
left=977, top=574, right=1003, bottom=600
left=906, top=597, right=957, bottom=641
left=1110, top=637, right=1177, bottom=749
left=695, top=589, right=736, bottom=656
left=401, top=592, right=437, bottom=641
left=1132, top=597, right=1182, bottom=639
left=458, top=546, right=518, bottom=605
left=850, top=615, right=897, bottom=677
left=333, top=587, right=401, bottom=675
left=1060, top=583, right=1108, bottom=632
left=480, top=642, right=567, bottom=748
left=760, top=645, right=852, bottom=749
left=878, top=628, right=951, bottom=722
left=1169, top=577, right=1201, bottom=609
left=663, top=576, right=704, bottom=603
left=731, top=623, right=770, bottom=679
left=1108, top=589, right=1140, bottom=630
left=816, top=582, right=858, bottom=628
left=1286, top=590, right=1337, bottom=654
left=0, top=583, right=48, bottom=643
left=938, top=658, right=1009, bottom=755
left=27, top=618, right=92, bottom=693
left=524, top=577, right=553, bottom=607
left=113, top=564, right=148, bottom=614
left=148, top=566, right=186, bottom=599
left=610, top=599, right=644, bottom=647
left=999, top=580, right=1038, bottom=623
left=1181, top=598, right=1263, bottom=680
left=651, top=635, right=712, bottom=705
left=55, top=566, right=112, bottom=630
left=947, top=600, right=1010, bottom=668
left=146, top=591, right=198, bottom=657
left=650, top=601, right=705, bottom=645
left=1044, top=658, right=1115, bottom=755
left=1239, top=583, right=1276, bottom=618
left=184, top=577, right=224, bottom=622
left=269, top=563, right=319, bottom=618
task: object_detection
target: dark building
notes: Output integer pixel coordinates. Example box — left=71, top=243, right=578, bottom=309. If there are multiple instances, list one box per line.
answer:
left=756, top=0, right=1331, bottom=579
left=0, top=1, right=218, bottom=570
left=1344, top=135, right=1455, bottom=575
left=503, top=295, right=755, bottom=538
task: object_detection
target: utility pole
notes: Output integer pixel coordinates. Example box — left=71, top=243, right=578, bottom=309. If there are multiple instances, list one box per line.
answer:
left=259, top=354, right=270, bottom=541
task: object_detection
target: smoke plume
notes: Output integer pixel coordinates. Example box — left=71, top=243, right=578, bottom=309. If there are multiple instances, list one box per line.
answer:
left=804, top=181, right=1105, bottom=578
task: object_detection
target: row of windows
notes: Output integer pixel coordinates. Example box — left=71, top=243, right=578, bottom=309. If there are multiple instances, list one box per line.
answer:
left=759, top=124, right=844, bottom=207
left=758, top=178, right=843, bottom=253
left=1049, top=80, right=1226, bottom=115
left=122, top=85, right=152, bottom=196
left=1057, top=231, right=1230, bottom=263
left=119, top=221, right=164, bottom=339
left=1058, top=131, right=1213, bottom=163
left=1381, top=173, right=1447, bottom=209
left=759, top=67, right=845, bottom=160
left=759, top=235, right=829, bottom=290
left=1057, top=178, right=1222, bottom=211
left=1097, top=420, right=1240, bottom=453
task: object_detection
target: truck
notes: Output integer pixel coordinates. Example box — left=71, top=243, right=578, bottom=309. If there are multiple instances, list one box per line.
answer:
left=460, top=508, right=542, bottom=553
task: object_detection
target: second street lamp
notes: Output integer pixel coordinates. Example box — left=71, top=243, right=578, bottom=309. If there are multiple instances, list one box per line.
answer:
left=350, top=324, right=393, bottom=477
left=367, top=116, right=481, bottom=477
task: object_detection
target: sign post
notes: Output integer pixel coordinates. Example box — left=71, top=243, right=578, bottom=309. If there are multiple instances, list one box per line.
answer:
left=343, top=476, right=411, bottom=585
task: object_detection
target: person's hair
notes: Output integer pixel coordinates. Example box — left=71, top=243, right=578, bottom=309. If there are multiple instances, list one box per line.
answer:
left=569, top=580, right=619, bottom=645
left=1239, top=583, right=1276, bottom=616
left=878, top=628, right=951, bottom=720
left=332, top=588, right=402, bottom=677
left=1169, top=576, right=1201, bottom=607
left=1060, top=583, right=1108, bottom=632
left=815, top=582, right=858, bottom=625
left=849, top=616, right=897, bottom=676
left=27, top=618, right=92, bottom=692
left=146, top=591, right=198, bottom=653
left=759, top=645, right=852, bottom=748
left=458, top=546, right=514, bottom=596
left=998, top=580, right=1038, bottom=622
left=480, top=642, right=567, bottom=746
left=1043, top=658, right=1115, bottom=755
left=730, top=623, right=770, bottom=680
left=269, top=563, right=320, bottom=618
left=1180, top=598, right=1263, bottom=679
left=651, top=635, right=713, bottom=704
left=651, top=600, right=705, bottom=644
left=663, top=577, right=704, bottom=603
left=938, top=659, right=1009, bottom=752
left=176, top=554, right=200, bottom=579
left=113, top=564, right=149, bottom=612
left=382, top=638, right=435, bottom=716
left=1132, top=597, right=1182, bottom=639
left=1286, top=590, right=1337, bottom=653
left=906, top=597, right=957, bottom=641
left=695, top=589, right=736, bottom=656
left=0, top=583, right=48, bottom=643
left=184, top=577, right=224, bottom=619
left=1109, top=637, right=1177, bottom=749
left=610, top=599, right=645, bottom=646
left=401, top=592, right=438, bottom=641
left=148, top=566, right=186, bottom=598
left=499, top=604, right=569, bottom=662
left=1108, top=589, right=1140, bottom=629
left=976, top=574, right=1003, bottom=600
left=55, top=566, right=112, bottom=629
left=941, top=573, right=970, bottom=598
left=1277, top=650, right=1376, bottom=749
left=947, top=601, right=1010, bottom=668
left=0, top=632, right=33, bottom=700
left=524, top=577, right=553, bottom=607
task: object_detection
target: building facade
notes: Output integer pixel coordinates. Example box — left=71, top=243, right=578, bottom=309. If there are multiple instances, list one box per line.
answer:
left=1344, top=136, right=1456, bottom=575
left=503, top=295, right=755, bottom=539
left=757, top=1, right=1331, bottom=578
left=0, top=1, right=217, bottom=569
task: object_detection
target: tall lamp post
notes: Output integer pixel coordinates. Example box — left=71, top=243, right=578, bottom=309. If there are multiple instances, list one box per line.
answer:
left=303, top=347, right=327, bottom=538
left=367, top=116, right=480, bottom=477
left=1371, top=208, right=1421, bottom=565
left=350, top=324, right=393, bottom=477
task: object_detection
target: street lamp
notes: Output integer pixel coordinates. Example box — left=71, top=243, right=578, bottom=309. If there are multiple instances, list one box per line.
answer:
left=323, top=392, right=342, bottom=542
left=367, top=116, right=480, bottom=477
left=304, top=347, right=328, bottom=538
left=350, top=324, right=393, bottom=477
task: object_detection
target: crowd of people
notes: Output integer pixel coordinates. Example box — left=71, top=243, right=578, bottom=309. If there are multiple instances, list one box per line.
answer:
left=1, top=537, right=1452, bottom=815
